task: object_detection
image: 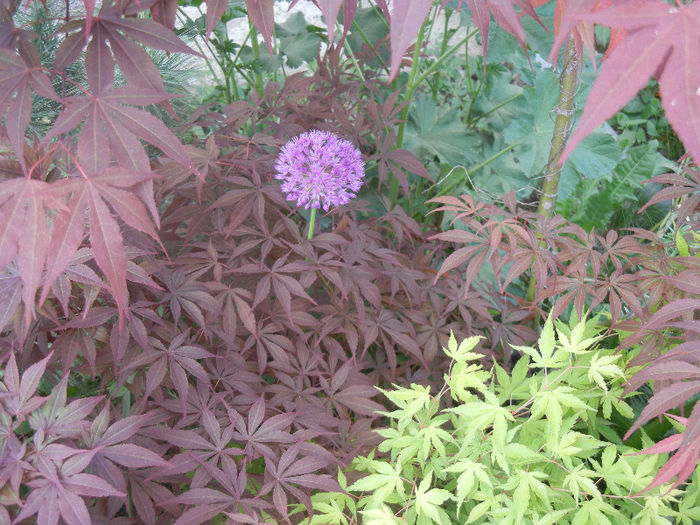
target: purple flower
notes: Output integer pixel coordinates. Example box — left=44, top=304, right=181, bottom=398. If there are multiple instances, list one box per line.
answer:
left=274, top=130, right=365, bottom=211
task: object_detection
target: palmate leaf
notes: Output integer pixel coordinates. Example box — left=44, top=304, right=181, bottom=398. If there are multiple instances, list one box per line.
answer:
left=561, top=0, right=700, bottom=165
left=0, top=177, right=53, bottom=324
left=14, top=452, right=125, bottom=525
left=43, top=84, right=193, bottom=174
left=260, top=443, right=341, bottom=520
left=39, top=168, right=161, bottom=321
left=53, top=1, right=202, bottom=119
left=625, top=381, right=700, bottom=440
left=405, top=97, right=481, bottom=168
left=0, top=352, right=52, bottom=420
left=49, top=2, right=200, bottom=176
left=0, top=49, right=56, bottom=172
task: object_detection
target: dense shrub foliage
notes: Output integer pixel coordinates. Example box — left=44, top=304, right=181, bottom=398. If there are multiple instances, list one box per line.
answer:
left=0, top=0, right=698, bottom=523
left=302, top=318, right=700, bottom=524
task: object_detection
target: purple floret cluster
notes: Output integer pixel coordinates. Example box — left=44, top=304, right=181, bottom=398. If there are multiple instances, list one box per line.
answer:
left=274, top=130, right=365, bottom=211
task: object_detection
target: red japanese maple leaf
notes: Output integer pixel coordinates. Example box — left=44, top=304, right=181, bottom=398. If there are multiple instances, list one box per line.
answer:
left=0, top=50, right=56, bottom=172
left=561, top=0, right=700, bottom=164
left=38, top=168, right=163, bottom=322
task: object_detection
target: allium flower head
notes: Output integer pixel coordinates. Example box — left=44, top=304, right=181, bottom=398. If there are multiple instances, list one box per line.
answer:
left=274, top=130, right=365, bottom=211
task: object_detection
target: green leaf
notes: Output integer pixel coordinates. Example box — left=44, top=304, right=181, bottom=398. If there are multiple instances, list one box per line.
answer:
left=503, top=70, right=561, bottom=178
left=548, top=431, right=583, bottom=462
left=466, top=500, right=491, bottom=524
left=512, top=315, right=567, bottom=370
left=448, top=361, right=489, bottom=400
left=415, top=473, right=453, bottom=524
left=505, top=443, right=546, bottom=466
left=540, top=314, right=556, bottom=360
left=444, top=460, right=491, bottom=518
left=405, top=97, right=482, bottom=166
left=348, top=460, right=404, bottom=502
left=564, top=465, right=602, bottom=502
left=676, top=229, right=690, bottom=257
left=559, top=130, right=621, bottom=201
left=359, top=505, right=402, bottom=525
left=417, top=419, right=453, bottom=462
left=609, top=140, right=672, bottom=203
left=512, top=475, right=531, bottom=517
left=276, top=12, right=322, bottom=69
left=588, top=352, right=625, bottom=391
left=533, top=508, right=575, bottom=525
left=551, top=386, right=596, bottom=413
left=444, top=334, right=483, bottom=362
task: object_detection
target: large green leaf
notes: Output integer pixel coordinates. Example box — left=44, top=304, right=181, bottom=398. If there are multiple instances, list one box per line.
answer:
left=276, top=12, right=321, bottom=69
left=557, top=140, right=672, bottom=230
left=609, top=140, right=673, bottom=202
left=558, top=129, right=620, bottom=200
left=404, top=97, right=481, bottom=167
left=503, top=69, right=561, bottom=178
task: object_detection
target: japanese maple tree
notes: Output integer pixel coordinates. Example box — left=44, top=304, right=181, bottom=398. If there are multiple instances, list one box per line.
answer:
left=0, top=0, right=698, bottom=522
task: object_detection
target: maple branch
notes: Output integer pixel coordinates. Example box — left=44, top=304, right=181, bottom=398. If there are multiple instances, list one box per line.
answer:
left=528, top=36, right=579, bottom=311
left=537, top=35, right=579, bottom=218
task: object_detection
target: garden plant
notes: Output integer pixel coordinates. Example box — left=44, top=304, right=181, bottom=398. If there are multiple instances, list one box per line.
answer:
left=0, top=0, right=698, bottom=524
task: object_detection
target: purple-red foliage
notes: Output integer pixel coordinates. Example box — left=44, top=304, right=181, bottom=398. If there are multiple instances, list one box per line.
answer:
left=0, top=3, right=510, bottom=522
left=428, top=158, right=700, bottom=490
left=0, top=0, right=698, bottom=520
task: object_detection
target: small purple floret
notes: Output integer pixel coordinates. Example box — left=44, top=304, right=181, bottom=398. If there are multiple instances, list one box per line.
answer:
left=274, top=130, right=365, bottom=211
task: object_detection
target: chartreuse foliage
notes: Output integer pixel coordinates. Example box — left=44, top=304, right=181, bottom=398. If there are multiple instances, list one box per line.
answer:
left=300, top=316, right=700, bottom=525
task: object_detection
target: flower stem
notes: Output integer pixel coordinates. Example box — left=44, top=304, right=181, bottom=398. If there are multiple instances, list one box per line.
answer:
left=307, top=208, right=317, bottom=240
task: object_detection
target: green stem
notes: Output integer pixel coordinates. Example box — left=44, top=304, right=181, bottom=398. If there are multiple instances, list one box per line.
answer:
left=390, top=21, right=428, bottom=208
left=248, top=16, right=264, bottom=97
left=307, top=208, right=317, bottom=240
left=536, top=36, right=579, bottom=217
left=464, top=42, right=475, bottom=97
left=437, top=144, right=516, bottom=196
left=527, top=36, right=579, bottom=308
left=413, top=28, right=478, bottom=88
left=351, top=19, right=390, bottom=75
left=469, top=93, right=522, bottom=126
left=339, top=22, right=365, bottom=81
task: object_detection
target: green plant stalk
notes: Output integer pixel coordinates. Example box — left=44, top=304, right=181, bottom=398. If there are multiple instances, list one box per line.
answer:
left=432, top=9, right=451, bottom=100
left=413, top=28, right=478, bottom=88
left=390, top=20, right=427, bottom=208
left=463, top=53, right=482, bottom=122
left=527, top=36, right=579, bottom=306
left=351, top=19, right=390, bottom=75
left=464, top=42, right=475, bottom=97
left=248, top=16, right=264, bottom=97
left=437, top=143, right=516, bottom=196
left=390, top=26, right=478, bottom=207
left=536, top=37, right=579, bottom=218
left=175, top=9, right=224, bottom=90
left=469, top=92, right=522, bottom=126
left=307, top=208, right=317, bottom=240
left=338, top=22, right=365, bottom=81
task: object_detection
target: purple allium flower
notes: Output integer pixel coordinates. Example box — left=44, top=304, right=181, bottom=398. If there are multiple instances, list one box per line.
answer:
left=274, top=130, right=365, bottom=211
